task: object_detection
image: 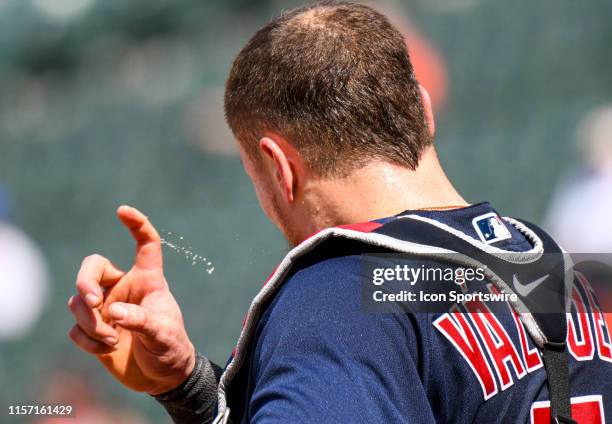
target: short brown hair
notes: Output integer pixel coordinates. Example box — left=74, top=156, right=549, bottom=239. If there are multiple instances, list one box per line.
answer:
left=224, top=1, right=431, bottom=176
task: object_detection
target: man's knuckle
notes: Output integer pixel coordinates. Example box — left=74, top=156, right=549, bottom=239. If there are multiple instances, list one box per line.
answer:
left=143, top=310, right=151, bottom=324
left=75, top=276, right=89, bottom=290
left=150, top=230, right=161, bottom=242
left=68, top=325, right=80, bottom=340
left=153, top=326, right=173, bottom=346
left=68, top=298, right=78, bottom=313
left=83, top=253, right=105, bottom=265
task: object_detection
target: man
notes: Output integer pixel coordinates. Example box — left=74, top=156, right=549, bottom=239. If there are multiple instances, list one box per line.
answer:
left=67, top=2, right=611, bottom=423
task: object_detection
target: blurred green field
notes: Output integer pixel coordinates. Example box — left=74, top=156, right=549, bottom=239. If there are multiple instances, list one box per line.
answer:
left=0, top=0, right=611, bottom=422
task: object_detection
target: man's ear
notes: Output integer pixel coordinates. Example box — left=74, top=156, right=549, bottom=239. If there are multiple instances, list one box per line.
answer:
left=419, top=85, right=436, bottom=138
left=259, top=136, right=297, bottom=203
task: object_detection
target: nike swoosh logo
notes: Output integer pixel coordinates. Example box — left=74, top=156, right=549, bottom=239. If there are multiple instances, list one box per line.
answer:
left=513, top=274, right=549, bottom=297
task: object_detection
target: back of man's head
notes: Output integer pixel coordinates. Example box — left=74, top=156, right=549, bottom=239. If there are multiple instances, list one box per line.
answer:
left=224, top=1, right=431, bottom=177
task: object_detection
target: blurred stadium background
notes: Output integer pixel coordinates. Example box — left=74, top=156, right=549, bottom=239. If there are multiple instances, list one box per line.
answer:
left=0, top=0, right=611, bottom=422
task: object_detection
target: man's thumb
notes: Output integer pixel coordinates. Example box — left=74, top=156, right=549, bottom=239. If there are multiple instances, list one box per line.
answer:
left=109, top=302, right=155, bottom=337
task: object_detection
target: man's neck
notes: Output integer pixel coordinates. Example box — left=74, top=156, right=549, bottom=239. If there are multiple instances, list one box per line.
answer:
left=301, top=147, right=468, bottom=231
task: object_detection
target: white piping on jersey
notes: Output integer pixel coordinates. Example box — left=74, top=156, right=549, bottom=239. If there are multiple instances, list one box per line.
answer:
left=400, top=215, right=544, bottom=262
left=213, top=215, right=558, bottom=424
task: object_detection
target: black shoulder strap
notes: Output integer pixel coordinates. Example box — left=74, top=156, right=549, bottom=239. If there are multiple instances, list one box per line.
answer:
left=512, top=220, right=576, bottom=424
left=542, top=343, right=575, bottom=423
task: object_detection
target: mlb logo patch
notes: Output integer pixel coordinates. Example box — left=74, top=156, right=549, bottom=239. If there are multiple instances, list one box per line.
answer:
left=472, top=212, right=512, bottom=244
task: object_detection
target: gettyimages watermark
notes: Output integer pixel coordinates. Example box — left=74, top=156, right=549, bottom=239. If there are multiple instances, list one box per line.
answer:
left=360, top=253, right=612, bottom=314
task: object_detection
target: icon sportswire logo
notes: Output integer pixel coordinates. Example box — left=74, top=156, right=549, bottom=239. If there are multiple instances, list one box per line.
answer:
left=512, top=274, right=549, bottom=297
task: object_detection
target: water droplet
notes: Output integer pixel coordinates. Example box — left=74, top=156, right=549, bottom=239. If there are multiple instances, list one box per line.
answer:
left=160, top=230, right=215, bottom=276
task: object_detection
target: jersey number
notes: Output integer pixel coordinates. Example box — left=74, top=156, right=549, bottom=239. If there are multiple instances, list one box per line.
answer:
left=530, top=395, right=605, bottom=423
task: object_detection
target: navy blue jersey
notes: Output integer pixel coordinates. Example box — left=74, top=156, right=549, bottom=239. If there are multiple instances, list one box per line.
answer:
left=217, top=203, right=611, bottom=424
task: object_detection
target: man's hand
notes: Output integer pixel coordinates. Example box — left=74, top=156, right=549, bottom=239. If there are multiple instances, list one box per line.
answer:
left=68, top=205, right=195, bottom=395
